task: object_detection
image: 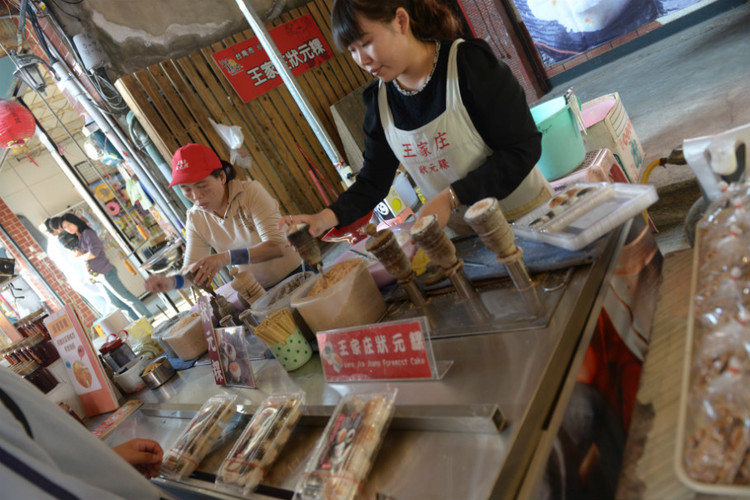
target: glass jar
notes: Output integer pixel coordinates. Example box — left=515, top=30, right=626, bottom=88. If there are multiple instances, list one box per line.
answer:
left=18, top=338, right=33, bottom=363
left=99, top=336, right=136, bottom=372
left=13, top=339, right=33, bottom=363
left=3, top=344, right=21, bottom=365
left=219, top=315, right=237, bottom=328
left=12, top=360, right=58, bottom=394
left=27, top=333, right=59, bottom=367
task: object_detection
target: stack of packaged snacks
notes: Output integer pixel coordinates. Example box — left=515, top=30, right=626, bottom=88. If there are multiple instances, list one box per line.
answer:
left=294, top=389, right=397, bottom=500
left=215, top=393, right=304, bottom=495
left=160, top=393, right=237, bottom=480
left=683, top=183, right=750, bottom=486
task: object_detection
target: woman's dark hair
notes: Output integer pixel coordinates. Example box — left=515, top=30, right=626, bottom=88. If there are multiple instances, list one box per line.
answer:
left=209, top=159, right=237, bottom=183
left=59, top=213, right=91, bottom=234
left=331, top=0, right=461, bottom=50
left=58, top=232, right=80, bottom=251
left=44, top=216, right=61, bottom=233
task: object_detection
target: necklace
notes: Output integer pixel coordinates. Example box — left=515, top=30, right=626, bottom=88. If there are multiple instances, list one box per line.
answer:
left=393, top=41, right=441, bottom=97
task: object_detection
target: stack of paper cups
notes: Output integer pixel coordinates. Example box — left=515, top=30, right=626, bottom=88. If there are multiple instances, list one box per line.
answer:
left=96, top=310, right=131, bottom=337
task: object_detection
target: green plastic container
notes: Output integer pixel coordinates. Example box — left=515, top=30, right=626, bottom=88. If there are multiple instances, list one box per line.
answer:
left=530, top=96, right=586, bottom=181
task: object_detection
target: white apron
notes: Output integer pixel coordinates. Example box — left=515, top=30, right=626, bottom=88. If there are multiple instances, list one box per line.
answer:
left=378, top=39, right=551, bottom=220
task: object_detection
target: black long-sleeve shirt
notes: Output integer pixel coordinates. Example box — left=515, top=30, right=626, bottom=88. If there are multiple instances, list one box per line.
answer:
left=328, top=38, right=542, bottom=227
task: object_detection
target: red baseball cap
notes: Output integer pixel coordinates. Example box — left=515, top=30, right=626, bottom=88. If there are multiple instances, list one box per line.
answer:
left=169, top=143, right=222, bottom=187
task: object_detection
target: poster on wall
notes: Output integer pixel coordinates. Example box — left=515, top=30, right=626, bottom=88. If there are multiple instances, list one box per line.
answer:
left=513, top=0, right=707, bottom=66
left=212, top=13, right=333, bottom=102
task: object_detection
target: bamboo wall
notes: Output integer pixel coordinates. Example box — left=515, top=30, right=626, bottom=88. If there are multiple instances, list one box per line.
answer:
left=115, top=0, right=371, bottom=216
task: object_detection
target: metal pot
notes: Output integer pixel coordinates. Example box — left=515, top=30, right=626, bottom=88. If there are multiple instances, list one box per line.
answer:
left=113, top=355, right=149, bottom=394
left=140, top=356, right=175, bottom=389
left=140, top=239, right=184, bottom=273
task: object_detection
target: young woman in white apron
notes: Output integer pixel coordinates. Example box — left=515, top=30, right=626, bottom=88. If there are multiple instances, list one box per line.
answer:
left=284, top=0, right=551, bottom=235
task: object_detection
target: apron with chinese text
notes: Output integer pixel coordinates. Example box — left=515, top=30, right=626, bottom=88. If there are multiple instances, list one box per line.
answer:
left=378, top=39, right=551, bottom=220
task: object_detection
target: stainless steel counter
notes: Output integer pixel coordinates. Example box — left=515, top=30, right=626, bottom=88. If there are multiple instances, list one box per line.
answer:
left=99, top=222, right=630, bottom=500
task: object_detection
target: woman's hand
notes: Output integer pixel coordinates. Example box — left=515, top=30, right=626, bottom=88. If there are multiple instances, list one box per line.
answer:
left=188, top=253, right=230, bottom=286
left=417, top=188, right=454, bottom=228
left=278, top=209, right=339, bottom=237
left=144, top=274, right=175, bottom=293
left=112, top=438, right=163, bottom=479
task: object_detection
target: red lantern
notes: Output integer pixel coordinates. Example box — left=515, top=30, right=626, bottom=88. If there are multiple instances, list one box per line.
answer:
left=0, top=99, right=36, bottom=152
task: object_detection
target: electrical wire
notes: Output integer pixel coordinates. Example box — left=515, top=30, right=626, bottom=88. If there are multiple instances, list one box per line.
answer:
left=46, top=0, right=82, bottom=21
left=12, top=0, right=58, bottom=64
left=16, top=0, right=30, bottom=49
left=8, top=2, right=58, bottom=56
left=14, top=0, right=128, bottom=115
left=89, top=68, right=128, bottom=113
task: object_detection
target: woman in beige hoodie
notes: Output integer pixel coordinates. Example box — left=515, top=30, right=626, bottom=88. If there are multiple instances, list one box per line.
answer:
left=145, top=143, right=301, bottom=293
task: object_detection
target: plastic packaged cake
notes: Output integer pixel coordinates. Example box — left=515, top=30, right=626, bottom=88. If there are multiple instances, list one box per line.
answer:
left=293, top=389, right=397, bottom=500
left=160, top=393, right=237, bottom=480
left=526, top=183, right=615, bottom=232
left=512, top=182, right=658, bottom=250
left=215, top=393, right=304, bottom=495
left=676, top=184, right=750, bottom=494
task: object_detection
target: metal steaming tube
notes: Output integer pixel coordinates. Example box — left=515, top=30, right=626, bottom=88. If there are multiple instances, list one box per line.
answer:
left=234, top=0, right=343, bottom=167
left=464, top=198, right=542, bottom=314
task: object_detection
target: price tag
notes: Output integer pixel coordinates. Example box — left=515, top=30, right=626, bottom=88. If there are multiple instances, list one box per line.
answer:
left=317, top=317, right=444, bottom=383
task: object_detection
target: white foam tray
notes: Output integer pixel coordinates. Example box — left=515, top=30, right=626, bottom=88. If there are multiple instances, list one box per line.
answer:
left=512, top=182, right=658, bottom=251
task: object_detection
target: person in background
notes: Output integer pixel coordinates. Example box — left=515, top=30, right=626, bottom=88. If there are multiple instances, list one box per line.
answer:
left=144, top=143, right=301, bottom=294
left=43, top=217, right=116, bottom=318
left=0, top=365, right=166, bottom=499
left=59, top=213, right=151, bottom=321
left=285, top=0, right=551, bottom=235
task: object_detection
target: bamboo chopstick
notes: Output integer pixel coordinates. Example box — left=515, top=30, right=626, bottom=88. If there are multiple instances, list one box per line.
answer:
left=254, top=308, right=298, bottom=346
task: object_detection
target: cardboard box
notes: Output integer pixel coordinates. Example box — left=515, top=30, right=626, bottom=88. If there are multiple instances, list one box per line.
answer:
left=582, top=93, right=645, bottom=183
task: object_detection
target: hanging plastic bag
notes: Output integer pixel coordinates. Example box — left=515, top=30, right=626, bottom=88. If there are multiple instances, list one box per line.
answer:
left=209, top=118, right=253, bottom=169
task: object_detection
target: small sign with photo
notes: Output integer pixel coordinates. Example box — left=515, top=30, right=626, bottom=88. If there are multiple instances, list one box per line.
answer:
left=198, top=296, right=256, bottom=388
left=215, top=326, right=256, bottom=388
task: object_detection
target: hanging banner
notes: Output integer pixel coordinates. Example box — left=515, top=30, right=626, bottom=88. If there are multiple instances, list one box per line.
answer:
left=212, top=13, right=333, bottom=102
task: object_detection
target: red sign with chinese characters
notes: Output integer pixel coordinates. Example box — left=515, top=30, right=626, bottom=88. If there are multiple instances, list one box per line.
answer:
left=211, top=13, right=333, bottom=102
left=317, top=319, right=434, bottom=382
